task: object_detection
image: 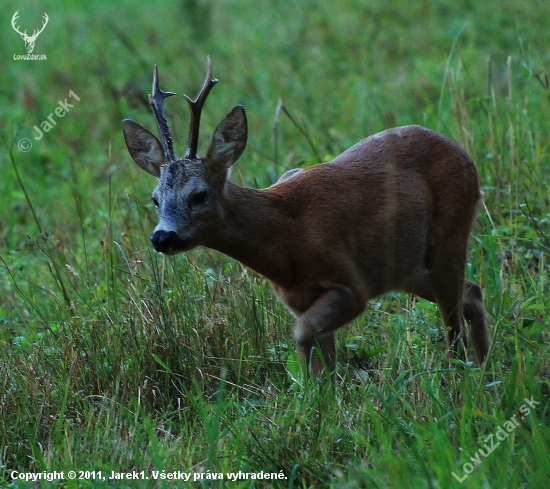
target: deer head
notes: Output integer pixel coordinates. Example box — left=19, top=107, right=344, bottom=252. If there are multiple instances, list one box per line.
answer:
left=11, top=11, right=49, bottom=54
left=122, top=57, right=248, bottom=255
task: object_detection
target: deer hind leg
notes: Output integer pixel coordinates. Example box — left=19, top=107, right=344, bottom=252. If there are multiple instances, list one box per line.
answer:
left=463, top=280, right=489, bottom=363
left=422, top=243, right=469, bottom=361
left=433, top=280, right=467, bottom=361
left=406, top=274, right=463, bottom=358
left=293, top=286, right=366, bottom=380
left=410, top=274, right=487, bottom=364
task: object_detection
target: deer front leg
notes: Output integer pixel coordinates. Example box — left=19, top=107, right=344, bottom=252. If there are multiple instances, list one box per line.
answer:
left=293, top=286, right=366, bottom=379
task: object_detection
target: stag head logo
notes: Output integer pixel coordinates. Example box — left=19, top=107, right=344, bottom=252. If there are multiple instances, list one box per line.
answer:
left=11, top=11, right=49, bottom=54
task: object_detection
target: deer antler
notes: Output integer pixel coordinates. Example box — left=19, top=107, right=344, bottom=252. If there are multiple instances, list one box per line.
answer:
left=11, top=11, right=27, bottom=38
left=149, top=65, right=176, bottom=162
left=11, top=11, right=49, bottom=40
left=184, top=56, right=218, bottom=159
left=29, top=13, right=49, bottom=41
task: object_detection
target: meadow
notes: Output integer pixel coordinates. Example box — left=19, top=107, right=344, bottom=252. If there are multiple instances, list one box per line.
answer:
left=0, top=0, right=549, bottom=487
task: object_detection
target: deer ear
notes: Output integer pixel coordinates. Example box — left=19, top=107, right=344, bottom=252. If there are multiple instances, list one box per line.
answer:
left=122, top=119, right=165, bottom=177
left=206, top=105, right=247, bottom=171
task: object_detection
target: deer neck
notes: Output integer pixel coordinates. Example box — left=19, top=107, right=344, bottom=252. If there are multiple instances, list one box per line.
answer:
left=207, top=180, right=291, bottom=286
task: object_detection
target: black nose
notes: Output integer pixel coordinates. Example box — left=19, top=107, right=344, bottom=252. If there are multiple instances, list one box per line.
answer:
left=150, top=230, right=180, bottom=253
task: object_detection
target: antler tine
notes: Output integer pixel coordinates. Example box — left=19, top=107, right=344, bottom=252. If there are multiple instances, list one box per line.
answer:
left=184, top=56, right=218, bottom=159
left=11, top=11, right=26, bottom=37
left=149, top=65, right=177, bottom=162
left=36, top=13, right=49, bottom=35
left=31, top=13, right=49, bottom=38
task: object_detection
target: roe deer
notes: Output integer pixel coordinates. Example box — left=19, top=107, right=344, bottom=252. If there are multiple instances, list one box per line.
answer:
left=122, top=58, right=489, bottom=379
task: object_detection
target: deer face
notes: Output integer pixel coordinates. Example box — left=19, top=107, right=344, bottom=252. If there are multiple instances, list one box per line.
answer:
left=24, top=39, right=35, bottom=54
left=150, top=158, right=224, bottom=254
left=122, top=105, right=247, bottom=255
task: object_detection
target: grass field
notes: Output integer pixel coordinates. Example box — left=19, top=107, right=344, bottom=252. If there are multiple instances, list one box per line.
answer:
left=1, top=0, right=549, bottom=487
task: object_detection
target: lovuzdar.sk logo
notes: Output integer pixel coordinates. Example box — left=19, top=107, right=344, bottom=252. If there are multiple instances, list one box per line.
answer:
left=11, top=10, right=48, bottom=61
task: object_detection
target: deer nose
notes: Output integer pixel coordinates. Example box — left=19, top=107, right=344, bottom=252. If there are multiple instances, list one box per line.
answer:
left=150, top=230, right=180, bottom=253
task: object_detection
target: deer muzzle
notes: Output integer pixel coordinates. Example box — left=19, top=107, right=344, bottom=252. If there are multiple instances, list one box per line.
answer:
left=150, top=230, right=187, bottom=254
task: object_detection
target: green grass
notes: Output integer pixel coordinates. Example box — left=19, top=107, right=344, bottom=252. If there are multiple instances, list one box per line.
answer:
left=1, top=0, right=549, bottom=487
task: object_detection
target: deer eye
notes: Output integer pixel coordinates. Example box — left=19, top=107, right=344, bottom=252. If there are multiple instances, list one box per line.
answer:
left=152, top=196, right=159, bottom=208
left=190, top=190, right=208, bottom=206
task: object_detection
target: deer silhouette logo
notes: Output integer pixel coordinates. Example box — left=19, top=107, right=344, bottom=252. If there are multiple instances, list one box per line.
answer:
left=11, top=11, right=49, bottom=54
